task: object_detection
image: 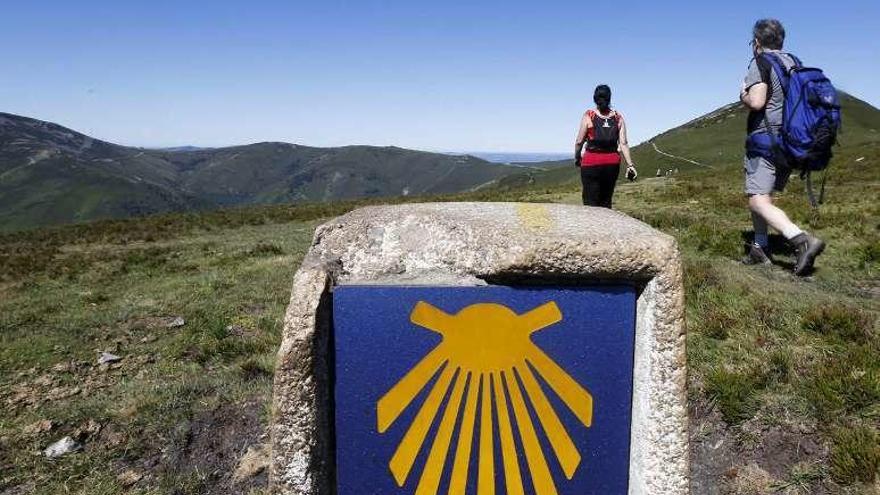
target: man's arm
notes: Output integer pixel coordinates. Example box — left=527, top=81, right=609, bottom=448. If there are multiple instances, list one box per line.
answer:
left=574, top=112, right=589, bottom=167
left=740, top=57, right=769, bottom=110
left=741, top=82, right=768, bottom=110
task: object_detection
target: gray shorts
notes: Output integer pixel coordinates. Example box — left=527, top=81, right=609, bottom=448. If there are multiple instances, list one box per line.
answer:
left=744, top=155, right=791, bottom=195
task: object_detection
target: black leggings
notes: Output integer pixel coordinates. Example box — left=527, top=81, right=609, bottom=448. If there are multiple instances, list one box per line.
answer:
left=580, top=164, right=620, bottom=208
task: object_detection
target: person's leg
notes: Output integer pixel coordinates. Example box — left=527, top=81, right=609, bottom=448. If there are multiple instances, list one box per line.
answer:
left=742, top=205, right=772, bottom=265
left=599, top=164, right=620, bottom=208
left=580, top=167, right=601, bottom=206
left=745, top=156, right=804, bottom=239
left=749, top=194, right=826, bottom=274
left=748, top=194, right=802, bottom=239
left=751, top=211, right=769, bottom=249
left=744, top=155, right=826, bottom=274
left=744, top=156, right=785, bottom=265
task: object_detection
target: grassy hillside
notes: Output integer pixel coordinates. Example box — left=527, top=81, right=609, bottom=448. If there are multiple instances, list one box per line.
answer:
left=501, top=92, right=880, bottom=192
left=0, top=113, right=522, bottom=230
left=633, top=92, right=879, bottom=170
left=1, top=98, right=878, bottom=494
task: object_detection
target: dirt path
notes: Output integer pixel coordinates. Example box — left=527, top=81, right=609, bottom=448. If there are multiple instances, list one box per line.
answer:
left=650, top=142, right=712, bottom=168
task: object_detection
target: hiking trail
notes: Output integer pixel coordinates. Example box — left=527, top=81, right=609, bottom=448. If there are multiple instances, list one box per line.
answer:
left=650, top=142, right=711, bottom=168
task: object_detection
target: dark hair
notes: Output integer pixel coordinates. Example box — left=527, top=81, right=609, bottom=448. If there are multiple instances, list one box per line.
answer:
left=753, top=19, right=785, bottom=50
left=593, top=84, right=611, bottom=112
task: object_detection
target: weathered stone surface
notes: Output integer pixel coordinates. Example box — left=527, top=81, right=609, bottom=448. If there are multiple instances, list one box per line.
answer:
left=270, top=202, right=688, bottom=494
left=97, top=351, right=121, bottom=365
left=234, top=443, right=271, bottom=483
left=23, top=419, right=55, bottom=436
left=116, top=469, right=143, bottom=487
left=43, top=436, right=81, bottom=458
left=166, top=316, right=186, bottom=328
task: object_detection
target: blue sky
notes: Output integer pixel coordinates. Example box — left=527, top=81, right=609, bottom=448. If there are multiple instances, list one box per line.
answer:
left=1, top=1, right=877, bottom=152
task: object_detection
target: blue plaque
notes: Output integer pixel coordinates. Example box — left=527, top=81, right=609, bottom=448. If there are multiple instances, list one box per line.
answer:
left=333, top=285, right=636, bottom=495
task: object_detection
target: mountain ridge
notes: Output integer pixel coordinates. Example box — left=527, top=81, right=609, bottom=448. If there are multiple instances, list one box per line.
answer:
left=0, top=113, right=520, bottom=230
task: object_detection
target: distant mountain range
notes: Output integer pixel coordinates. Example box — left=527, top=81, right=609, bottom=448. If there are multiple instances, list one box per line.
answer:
left=0, top=113, right=523, bottom=230
left=157, top=146, right=208, bottom=152
left=455, top=152, right=570, bottom=164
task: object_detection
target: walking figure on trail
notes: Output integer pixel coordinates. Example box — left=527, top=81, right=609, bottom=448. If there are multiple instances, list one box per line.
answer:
left=739, top=19, right=826, bottom=275
left=574, top=85, right=638, bottom=208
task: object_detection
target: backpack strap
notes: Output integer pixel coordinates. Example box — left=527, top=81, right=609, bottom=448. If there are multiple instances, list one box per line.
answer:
left=759, top=53, right=790, bottom=91
left=590, top=109, right=616, bottom=118
left=755, top=54, right=791, bottom=172
left=804, top=171, right=826, bottom=208
left=757, top=55, right=780, bottom=134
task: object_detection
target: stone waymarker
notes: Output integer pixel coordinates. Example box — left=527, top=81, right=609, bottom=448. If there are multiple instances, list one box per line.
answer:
left=271, top=202, right=688, bottom=494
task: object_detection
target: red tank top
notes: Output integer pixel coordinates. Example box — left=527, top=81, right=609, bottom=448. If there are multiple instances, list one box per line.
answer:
left=581, top=109, right=621, bottom=167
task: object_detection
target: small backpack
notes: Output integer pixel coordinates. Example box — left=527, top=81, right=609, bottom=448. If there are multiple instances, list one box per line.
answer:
left=587, top=110, right=620, bottom=152
left=761, top=53, right=842, bottom=205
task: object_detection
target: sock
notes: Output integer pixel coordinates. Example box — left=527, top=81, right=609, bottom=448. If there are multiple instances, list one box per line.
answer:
left=751, top=212, right=769, bottom=248
left=754, top=232, right=769, bottom=249
left=782, top=225, right=804, bottom=240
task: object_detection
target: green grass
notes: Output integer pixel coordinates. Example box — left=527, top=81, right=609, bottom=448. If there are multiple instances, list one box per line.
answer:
left=802, top=304, right=875, bottom=344
left=705, top=365, right=775, bottom=425
left=830, top=427, right=880, bottom=485
left=0, top=221, right=318, bottom=493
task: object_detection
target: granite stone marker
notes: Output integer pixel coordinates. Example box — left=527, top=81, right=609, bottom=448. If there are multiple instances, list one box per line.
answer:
left=271, top=202, right=688, bottom=494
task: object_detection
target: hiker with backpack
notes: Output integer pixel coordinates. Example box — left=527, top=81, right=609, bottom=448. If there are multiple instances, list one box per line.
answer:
left=574, top=84, right=638, bottom=208
left=739, top=19, right=840, bottom=275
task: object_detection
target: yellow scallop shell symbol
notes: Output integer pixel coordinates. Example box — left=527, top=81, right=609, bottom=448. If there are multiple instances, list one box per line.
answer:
left=376, top=301, right=594, bottom=495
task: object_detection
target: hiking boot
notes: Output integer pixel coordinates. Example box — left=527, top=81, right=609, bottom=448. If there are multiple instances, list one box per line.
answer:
left=790, top=233, right=826, bottom=276
left=741, top=243, right=772, bottom=265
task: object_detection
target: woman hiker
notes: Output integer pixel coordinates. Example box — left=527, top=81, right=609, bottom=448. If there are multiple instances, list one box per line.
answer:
left=574, top=84, right=638, bottom=208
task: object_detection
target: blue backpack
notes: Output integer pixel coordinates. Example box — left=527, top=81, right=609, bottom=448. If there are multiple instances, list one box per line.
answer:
left=761, top=53, right=842, bottom=205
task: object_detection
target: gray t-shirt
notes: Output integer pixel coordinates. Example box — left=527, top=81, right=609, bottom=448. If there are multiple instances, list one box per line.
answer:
left=744, top=50, right=798, bottom=135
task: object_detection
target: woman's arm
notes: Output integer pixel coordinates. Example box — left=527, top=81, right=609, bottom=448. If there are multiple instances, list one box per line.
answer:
left=574, top=111, right=590, bottom=167
left=618, top=115, right=636, bottom=170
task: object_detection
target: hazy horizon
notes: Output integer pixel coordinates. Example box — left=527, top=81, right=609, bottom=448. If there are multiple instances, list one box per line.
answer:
left=2, top=1, right=877, bottom=152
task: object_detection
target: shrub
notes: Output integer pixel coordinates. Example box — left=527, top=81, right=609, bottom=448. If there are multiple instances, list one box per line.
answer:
left=247, top=242, right=284, bottom=257
left=684, top=258, right=720, bottom=296
left=802, top=345, right=880, bottom=419
left=830, top=426, right=880, bottom=485
left=699, top=307, right=735, bottom=340
left=705, top=366, right=770, bottom=424
left=767, top=350, right=792, bottom=383
left=802, top=304, right=875, bottom=344
left=636, top=210, right=693, bottom=231
left=857, top=239, right=880, bottom=269
left=238, top=357, right=274, bottom=381
left=688, top=223, right=740, bottom=258
left=121, top=246, right=174, bottom=270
